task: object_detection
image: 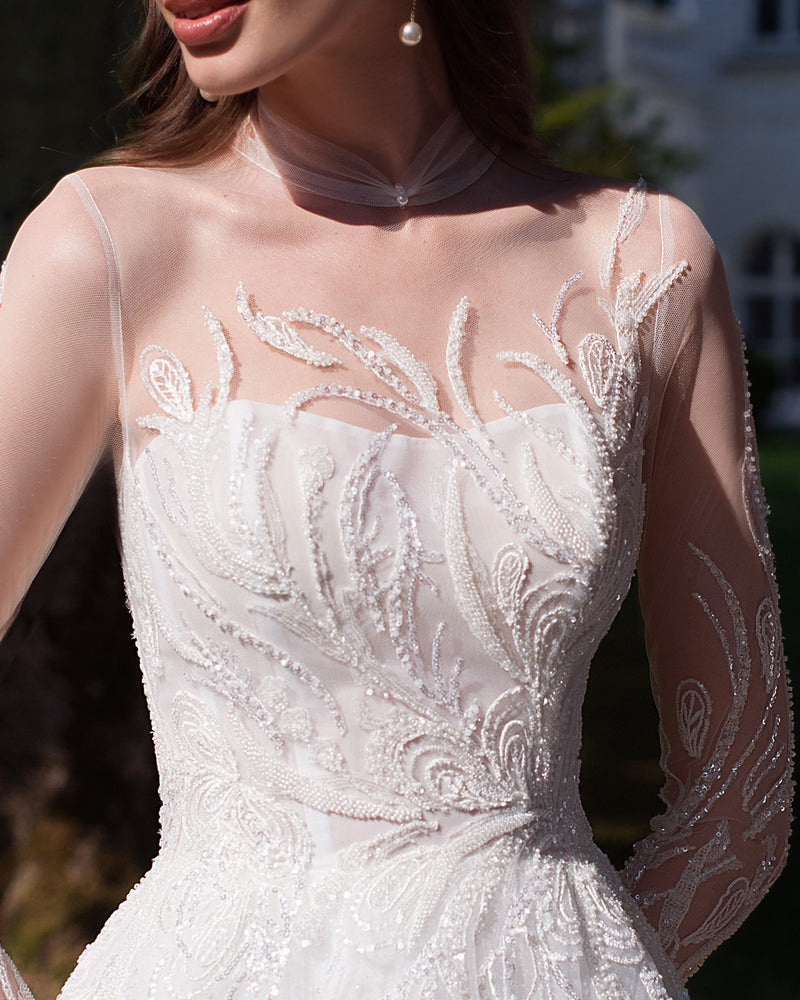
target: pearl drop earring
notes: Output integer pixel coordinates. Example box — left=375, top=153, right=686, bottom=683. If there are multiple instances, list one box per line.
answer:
left=399, top=1, right=423, bottom=46
left=199, top=89, right=220, bottom=104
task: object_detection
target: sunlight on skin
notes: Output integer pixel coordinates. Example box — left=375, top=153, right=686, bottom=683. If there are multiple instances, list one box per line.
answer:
left=155, top=0, right=455, bottom=180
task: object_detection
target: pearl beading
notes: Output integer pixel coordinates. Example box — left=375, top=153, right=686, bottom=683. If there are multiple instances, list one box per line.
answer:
left=52, top=181, right=790, bottom=1000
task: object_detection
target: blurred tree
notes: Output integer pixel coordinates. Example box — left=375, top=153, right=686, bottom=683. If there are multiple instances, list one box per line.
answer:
left=532, top=0, right=697, bottom=184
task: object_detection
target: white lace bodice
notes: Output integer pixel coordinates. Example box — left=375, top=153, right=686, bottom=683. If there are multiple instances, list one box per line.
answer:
left=0, top=122, right=792, bottom=1000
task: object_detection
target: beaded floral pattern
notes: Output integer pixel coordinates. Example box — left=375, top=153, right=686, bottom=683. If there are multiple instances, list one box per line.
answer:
left=621, top=363, right=793, bottom=980
left=55, top=184, right=791, bottom=1000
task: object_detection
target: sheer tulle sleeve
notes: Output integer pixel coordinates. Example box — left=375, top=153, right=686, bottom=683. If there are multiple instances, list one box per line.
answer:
left=623, top=202, right=794, bottom=982
left=0, top=178, right=118, bottom=997
left=0, top=177, right=117, bottom=638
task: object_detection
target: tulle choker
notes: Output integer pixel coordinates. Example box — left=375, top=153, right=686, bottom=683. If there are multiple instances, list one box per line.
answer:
left=234, top=98, right=498, bottom=208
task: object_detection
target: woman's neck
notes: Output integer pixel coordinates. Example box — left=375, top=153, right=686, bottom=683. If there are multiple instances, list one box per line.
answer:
left=258, top=9, right=454, bottom=184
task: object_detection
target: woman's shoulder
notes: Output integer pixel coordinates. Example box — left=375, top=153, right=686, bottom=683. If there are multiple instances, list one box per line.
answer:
left=493, top=157, right=730, bottom=347
left=500, top=151, right=715, bottom=257
left=559, top=169, right=719, bottom=289
left=22, top=162, right=248, bottom=295
left=1, top=172, right=126, bottom=364
left=63, top=162, right=228, bottom=232
left=9, top=165, right=191, bottom=262
left=3, top=162, right=217, bottom=324
left=3, top=173, right=118, bottom=309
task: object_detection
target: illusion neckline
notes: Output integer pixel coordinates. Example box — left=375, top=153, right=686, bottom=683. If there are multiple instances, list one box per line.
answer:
left=233, top=98, right=499, bottom=209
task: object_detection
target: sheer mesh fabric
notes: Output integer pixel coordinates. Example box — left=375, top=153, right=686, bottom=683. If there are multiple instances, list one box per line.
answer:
left=0, top=188, right=118, bottom=639
left=0, top=106, right=792, bottom=999
left=239, top=98, right=499, bottom=207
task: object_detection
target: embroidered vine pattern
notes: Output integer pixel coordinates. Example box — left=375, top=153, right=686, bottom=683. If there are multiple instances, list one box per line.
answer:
left=621, top=274, right=793, bottom=980
left=83, top=181, right=786, bottom=999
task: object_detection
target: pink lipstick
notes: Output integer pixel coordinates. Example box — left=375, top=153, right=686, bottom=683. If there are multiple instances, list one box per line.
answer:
left=167, top=2, right=249, bottom=47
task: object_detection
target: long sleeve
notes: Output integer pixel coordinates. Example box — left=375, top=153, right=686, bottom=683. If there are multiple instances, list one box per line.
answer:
left=623, top=205, right=794, bottom=982
left=0, top=178, right=118, bottom=996
left=0, top=177, right=118, bottom=636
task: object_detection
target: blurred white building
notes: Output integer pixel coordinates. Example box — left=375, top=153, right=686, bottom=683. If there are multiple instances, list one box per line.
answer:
left=603, top=0, right=800, bottom=423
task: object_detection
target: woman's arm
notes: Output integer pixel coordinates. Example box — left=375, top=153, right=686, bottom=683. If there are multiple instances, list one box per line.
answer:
left=0, top=178, right=118, bottom=636
left=0, top=178, right=119, bottom=997
left=624, top=216, right=794, bottom=982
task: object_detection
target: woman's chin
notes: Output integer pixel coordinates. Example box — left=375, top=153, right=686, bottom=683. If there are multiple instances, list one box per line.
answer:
left=182, top=49, right=294, bottom=98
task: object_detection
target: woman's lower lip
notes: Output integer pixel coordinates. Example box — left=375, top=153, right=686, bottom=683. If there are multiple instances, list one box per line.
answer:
left=172, top=4, right=248, bottom=46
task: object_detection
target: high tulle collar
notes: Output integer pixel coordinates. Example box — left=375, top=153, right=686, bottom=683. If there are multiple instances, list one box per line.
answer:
left=233, top=97, right=498, bottom=208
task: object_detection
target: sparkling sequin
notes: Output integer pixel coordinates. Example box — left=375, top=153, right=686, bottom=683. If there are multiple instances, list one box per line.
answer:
left=51, top=183, right=790, bottom=1000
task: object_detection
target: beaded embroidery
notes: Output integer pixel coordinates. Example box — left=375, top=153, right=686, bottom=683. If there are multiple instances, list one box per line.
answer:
left=52, top=184, right=791, bottom=1000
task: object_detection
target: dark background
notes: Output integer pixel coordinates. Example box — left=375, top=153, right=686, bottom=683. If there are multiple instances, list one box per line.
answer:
left=0, top=2, right=797, bottom=996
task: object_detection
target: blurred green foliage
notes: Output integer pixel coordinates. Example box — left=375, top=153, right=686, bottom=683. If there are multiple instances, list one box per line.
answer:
left=533, top=3, right=698, bottom=184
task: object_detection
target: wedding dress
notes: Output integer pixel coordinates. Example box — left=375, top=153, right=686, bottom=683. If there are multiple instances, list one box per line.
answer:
left=0, top=100, right=792, bottom=1000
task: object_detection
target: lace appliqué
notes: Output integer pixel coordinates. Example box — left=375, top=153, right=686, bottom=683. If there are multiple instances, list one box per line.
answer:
left=622, top=376, right=793, bottom=980
left=102, top=184, right=710, bottom=1000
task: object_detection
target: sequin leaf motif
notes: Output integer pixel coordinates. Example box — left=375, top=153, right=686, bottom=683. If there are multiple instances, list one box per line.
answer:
left=531, top=270, right=583, bottom=367
left=338, top=425, right=443, bottom=685
left=236, top=282, right=341, bottom=368
left=139, top=307, right=232, bottom=432
left=522, top=441, right=593, bottom=559
left=623, top=542, right=792, bottom=978
left=755, top=598, right=781, bottom=691
left=237, top=297, right=444, bottom=414
left=493, top=544, right=529, bottom=627
left=297, top=444, right=338, bottom=608
left=118, top=182, right=768, bottom=999
left=362, top=323, right=440, bottom=412
left=600, top=178, right=648, bottom=293
left=132, top=180, right=688, bottom=825
left=676, top=680, right=712, bottom=759
left=139, top=310, right=293, bottom=600
left=445, top=296, right=500, bottom=453
left=444, top=465, right=518, bottom=679
left=140, top=345, right=195, bottom=424
left=579, top=330, right=619, bottom=409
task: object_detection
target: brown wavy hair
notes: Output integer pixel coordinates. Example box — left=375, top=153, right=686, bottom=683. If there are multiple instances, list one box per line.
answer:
left=105, top=0, right=537, bottom=167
